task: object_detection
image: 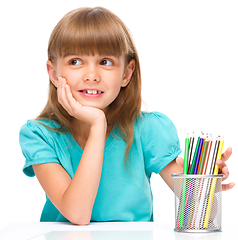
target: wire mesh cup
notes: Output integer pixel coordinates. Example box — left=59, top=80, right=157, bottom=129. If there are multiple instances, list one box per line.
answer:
left=172, top=174, right=224, bottom=232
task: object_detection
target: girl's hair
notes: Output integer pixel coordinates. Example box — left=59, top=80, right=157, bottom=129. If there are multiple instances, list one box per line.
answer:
left=37, top=7, right=142, bottom=164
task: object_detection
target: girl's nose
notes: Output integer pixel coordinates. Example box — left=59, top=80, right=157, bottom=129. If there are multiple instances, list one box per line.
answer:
left=82, top=66, right=101, bottom=82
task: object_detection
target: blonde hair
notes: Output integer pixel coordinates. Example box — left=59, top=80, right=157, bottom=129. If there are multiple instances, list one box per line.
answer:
left=38, top=7, right=142, bottom=164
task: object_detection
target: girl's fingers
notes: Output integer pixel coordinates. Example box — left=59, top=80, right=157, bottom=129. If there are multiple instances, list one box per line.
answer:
left=216, top=147, right=232, bottom=181
left=57, top=77, right=73, bottom=114
left=64, top=84, right=83, bottom=113
left=221, top=147, right=232, bottom=163
left=216, top=147, right=235, bottom=191
left=216, top=159, right=227, bottom=173
left=217, top=162, right=229, bottom=181
left=222, top=182, right=235, bottom=191
left=175, top=157, right=184, bottom=170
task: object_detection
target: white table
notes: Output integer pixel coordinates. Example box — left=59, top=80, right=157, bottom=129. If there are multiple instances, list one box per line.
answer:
left=0, top=221, right=235, bottom=240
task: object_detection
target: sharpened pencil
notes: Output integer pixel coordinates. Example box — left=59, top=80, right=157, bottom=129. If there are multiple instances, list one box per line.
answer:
left=203, top=136, right=224, bottom=228
left=189, top=133, right=201, bottom=174
left=179, top=133, right=190, bottom=227
left=202, top=135, right=213, bottom=175
left=193, top=133, right=205, bottom=174
left=187, top=132, right=194, bottom=174
left=209, top=137, right=220, bottom=175
left=183, top=133, right=190, bottom=174
left=197, top=135, right=209, bottom=175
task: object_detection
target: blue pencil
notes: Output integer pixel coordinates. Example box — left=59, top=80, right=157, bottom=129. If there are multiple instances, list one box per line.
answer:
left=193, top=134, right=205, bottom=174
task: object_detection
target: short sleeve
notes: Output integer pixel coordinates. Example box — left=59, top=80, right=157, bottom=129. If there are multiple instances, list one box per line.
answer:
left=19, top=120, right=60, bottom=177
left=141, top=112, right=182, bottom=174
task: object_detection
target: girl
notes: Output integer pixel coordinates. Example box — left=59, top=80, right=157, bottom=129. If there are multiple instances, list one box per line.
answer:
left=19, top=7, right=234, bottom=225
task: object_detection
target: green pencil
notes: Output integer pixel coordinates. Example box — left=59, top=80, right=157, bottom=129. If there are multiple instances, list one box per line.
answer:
left=179, top=133, right=190, bottom=227
left=189, top=133, right=201, bottom=174
left=183, top=133, right=190, bottom=174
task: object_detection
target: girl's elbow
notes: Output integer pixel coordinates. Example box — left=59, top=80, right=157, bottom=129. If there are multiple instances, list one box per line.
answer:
left=60, top=199, right=92, bottom=225
left=67, top=212, right=91, bottom=226
left=72, top=218, right=90, bottom=226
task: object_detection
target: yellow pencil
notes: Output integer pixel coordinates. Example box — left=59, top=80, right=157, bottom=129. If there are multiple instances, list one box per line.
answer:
left=203, top=136, right=224, bottom=228
left=213, top=136, right=224, bottom=175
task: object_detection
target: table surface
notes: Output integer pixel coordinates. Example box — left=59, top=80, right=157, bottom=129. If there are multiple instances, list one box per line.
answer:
left=0, top=221, right=235, bottom=240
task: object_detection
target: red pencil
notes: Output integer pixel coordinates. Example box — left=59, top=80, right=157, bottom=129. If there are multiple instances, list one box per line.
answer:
left=202, top=135, right=213, bottom=175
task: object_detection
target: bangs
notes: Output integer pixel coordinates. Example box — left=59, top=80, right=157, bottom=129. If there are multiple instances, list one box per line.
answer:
left=48, top=7, right=134, bottom=61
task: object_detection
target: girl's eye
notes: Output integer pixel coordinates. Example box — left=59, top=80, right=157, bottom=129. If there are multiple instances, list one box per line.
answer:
left=70, top=59, right=82, bottom=65
left=100, top=59, right=113, bottom=66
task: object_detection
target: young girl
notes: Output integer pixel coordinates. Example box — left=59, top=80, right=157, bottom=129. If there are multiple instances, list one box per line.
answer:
left=19, top=7, right=234, bottom=225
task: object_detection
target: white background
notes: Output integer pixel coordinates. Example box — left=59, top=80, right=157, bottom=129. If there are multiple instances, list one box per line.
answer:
left=0, top=0, right=237, bottom=228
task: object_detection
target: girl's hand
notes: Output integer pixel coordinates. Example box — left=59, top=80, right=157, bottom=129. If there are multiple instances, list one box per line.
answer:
left=215, top=147, right=235, bottom=191
left=176, top=147, right=235, bottom=191
left=57, top=77, right=106, bottom=127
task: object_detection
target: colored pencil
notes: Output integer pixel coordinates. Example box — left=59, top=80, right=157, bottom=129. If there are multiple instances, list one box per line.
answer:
left=189, top=134, right=201, bottom=174
left=203, top=137, right=224, bottom=228
left=197, top=136, right=209, bottom=175
left=187, top=132, right=194, bottom=174
left=202, top=135, right=213, bottom=175
left=182, top=133, right=201, bottom=226
left=183, top=133, right=190, bottom=174
left=208, top=137, right=220, bottom=175
left=193, top=134, right=205, bottom=174
left=195, top=177, right=207, bottom=228
left=179, top=134, right=190, bottom=227
left=213, top=136, right=224, bottom=175
left=193, top=136, right=212, bottom=228
left=199, top=136, right=220, bottom=228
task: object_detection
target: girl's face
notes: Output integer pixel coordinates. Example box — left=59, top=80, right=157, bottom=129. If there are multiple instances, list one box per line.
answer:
left=48, top=54, right=135, bottom=112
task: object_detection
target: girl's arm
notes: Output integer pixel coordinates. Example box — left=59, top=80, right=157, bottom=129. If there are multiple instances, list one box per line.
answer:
left=33, top=121, right=106, bottom=225
left=33, top=78, right=107, bottom=225
left=160, top=148, right=235, bottom=192
left=159, top=158, right=182, bottom=192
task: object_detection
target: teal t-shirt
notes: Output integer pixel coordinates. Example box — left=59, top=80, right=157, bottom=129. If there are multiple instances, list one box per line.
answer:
left=19, top=112, right=181, bottom=222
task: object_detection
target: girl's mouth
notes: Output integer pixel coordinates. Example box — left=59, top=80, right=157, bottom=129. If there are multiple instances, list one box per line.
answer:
left=79, top=89, right=104, bottom=98
left=79, top=90, right=103, bottom=95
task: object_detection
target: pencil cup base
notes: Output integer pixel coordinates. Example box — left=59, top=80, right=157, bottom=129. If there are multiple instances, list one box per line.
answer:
left=174, top=228, right=222, bottom=233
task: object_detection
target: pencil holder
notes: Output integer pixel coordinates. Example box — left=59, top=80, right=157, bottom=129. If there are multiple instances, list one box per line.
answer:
left=172, top=174, right=224, bottom=233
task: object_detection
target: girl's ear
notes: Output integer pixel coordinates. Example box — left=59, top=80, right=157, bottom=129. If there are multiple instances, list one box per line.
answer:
left=47, top=60, right=58, bottom=87
left=121, top=59, right=135, bottom=87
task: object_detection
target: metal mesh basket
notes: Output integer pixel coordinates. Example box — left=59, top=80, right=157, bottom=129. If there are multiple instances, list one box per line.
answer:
left=172, top=174, right=223, bottom=232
